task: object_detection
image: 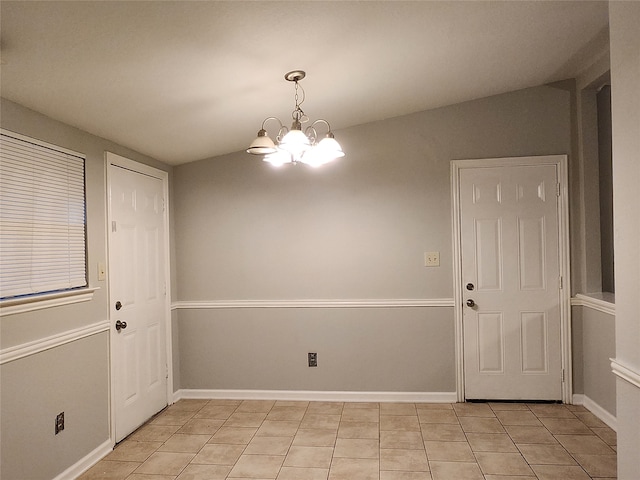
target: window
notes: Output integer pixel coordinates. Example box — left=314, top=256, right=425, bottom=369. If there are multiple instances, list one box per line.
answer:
left=597, top=85, right=614, bottom=293
left=0, top=130, right=87, bottom=301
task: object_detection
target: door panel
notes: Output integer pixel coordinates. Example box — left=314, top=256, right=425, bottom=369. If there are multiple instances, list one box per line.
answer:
left=521, top=312, right=548, bottom=373
left=477, top=312, right=504, bottom=373
left=109, top=163, right=168, bottom=441
left=460, top=163, right=562, bottom=400
left=518, top=217, right=546, bottom=289
left=475, top=218, right=502, bottom=290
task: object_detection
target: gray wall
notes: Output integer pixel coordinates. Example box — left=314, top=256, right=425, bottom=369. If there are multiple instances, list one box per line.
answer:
left=179, top=308, right=455, bottom=392
left=1, top=333, right=109, bottom=479
left=582, top=306, right=616, bottom=415
left=0, top=98, right=171, bottom=480
left=174, top=84, right=571, bottom=393
left=571, top=305, right=616, bottom=415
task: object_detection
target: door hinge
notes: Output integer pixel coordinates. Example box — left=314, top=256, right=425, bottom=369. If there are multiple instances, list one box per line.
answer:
left=112, top=221, right=117, bottom=232
left=162, top=198, right=166, bottom=213
left=562, top=369, right=565, bottom=383
left=559, top=276, right=563, bottom=289
left=557, top=183, right=561, bottom=197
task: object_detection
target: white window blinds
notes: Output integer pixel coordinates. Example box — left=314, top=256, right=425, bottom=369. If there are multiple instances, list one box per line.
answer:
left=0, top=131, right=87, bottom=300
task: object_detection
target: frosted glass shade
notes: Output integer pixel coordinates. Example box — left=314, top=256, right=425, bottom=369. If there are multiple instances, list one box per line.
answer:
left=247, top=130, right=277, bottom=155
left=278, top=129, right=310, bottom=160
left=263, top=149, right=292, bottom=167
left=317, top=136, right=345, bottom=159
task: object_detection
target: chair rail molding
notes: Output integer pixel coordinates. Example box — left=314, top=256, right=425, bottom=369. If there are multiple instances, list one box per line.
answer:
left=611, top=358, right=640, bottom=390
left=572, top=293, right=615, bottom=316
left=0, top=320, right=110, bottom=365
left=171, top=298, right=455, bottom=311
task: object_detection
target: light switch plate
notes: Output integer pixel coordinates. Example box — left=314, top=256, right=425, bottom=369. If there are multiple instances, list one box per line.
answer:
left=424, top=251, right=440, bottom=267
left=98, top=262, right=106, bottom=281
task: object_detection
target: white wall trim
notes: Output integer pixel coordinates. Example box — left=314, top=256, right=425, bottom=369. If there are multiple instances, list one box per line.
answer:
left=0, top=320, right=110, bottom=365
left=572, top=294, right=615, bottom=316
left=572, top=394, right=617, bottom=431
left=611, top=358, right=640, bottom=390
left=0, top=287, right=99, bottom=317
left=174, top=389, right=458, bottom=404
left=171, top=298, right=455, bottom=311
left=52, top=438, right=112, bottom=480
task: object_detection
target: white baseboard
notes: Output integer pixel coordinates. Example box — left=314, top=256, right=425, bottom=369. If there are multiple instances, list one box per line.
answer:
left=572, top=393, right=585, bottom=404
left=52, top=438, right=112, bottom=480
left=174, top=389, right=458, bottom=404
left=572, top=394, right=617, bottom=431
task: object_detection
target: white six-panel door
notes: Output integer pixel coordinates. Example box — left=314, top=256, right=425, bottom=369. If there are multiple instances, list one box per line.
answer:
left=457, top=159, right=565, bottom=400
left=108, top=155, right=169, bottom=442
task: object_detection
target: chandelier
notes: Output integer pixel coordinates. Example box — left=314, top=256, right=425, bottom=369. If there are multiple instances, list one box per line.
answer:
left=247, top=70, right=344, bottom=167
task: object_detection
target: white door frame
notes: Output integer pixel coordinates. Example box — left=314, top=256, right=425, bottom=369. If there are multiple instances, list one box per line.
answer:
left=106, top=152, right=173, bottom=443
left=451, top=155, right=572, bottom=403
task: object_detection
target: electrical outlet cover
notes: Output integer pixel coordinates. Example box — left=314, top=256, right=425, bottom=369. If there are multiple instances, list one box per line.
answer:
left=308, top=352, right=318, bottom=367
left=424, top=251, right=440, bottom=267
left=55, top=412, right=64, bottom=434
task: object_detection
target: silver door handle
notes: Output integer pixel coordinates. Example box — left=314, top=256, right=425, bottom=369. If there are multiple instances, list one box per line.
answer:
left=115, top=320, right=127, bottom=331
left=466, top=299, right=476, bottom=307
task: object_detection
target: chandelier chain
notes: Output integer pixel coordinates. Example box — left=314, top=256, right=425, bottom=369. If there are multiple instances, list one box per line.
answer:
left=292, top=81, right=307, bottom=122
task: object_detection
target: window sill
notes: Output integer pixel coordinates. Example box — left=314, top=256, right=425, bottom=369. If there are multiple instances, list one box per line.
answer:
left=0, top=287, right=99, bottom=316
left=572, top=292, right=615, bottom=315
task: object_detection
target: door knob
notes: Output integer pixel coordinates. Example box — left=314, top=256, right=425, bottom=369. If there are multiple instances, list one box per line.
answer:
left=115, top=301, right=122, bottom=311
left=466, top=283, right=475, bottom=291
left=466, top=299, right=476, bottom=307
left=115, top=320, right=127, bottom=331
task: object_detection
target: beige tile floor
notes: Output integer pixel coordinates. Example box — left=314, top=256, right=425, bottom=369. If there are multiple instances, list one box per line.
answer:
left=79, top=399, right=617, bottom=480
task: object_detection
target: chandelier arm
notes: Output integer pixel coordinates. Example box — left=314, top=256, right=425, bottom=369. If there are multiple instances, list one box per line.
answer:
left=304, top=125, right=318, bottom=144
left=276, top=125, right=289, bottom=143
left=261, top=116, right=284, bottom=131
left=259, top=116, right=290, bottom=143
left=310, top=118, right=332, bottom=134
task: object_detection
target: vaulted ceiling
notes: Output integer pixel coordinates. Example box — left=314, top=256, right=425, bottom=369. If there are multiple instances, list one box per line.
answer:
left=0, top=1, right=609, bottom=165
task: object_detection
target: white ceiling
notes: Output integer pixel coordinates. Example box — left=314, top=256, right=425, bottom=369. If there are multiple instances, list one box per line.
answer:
left=0, top=1, right=609, bottom=166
